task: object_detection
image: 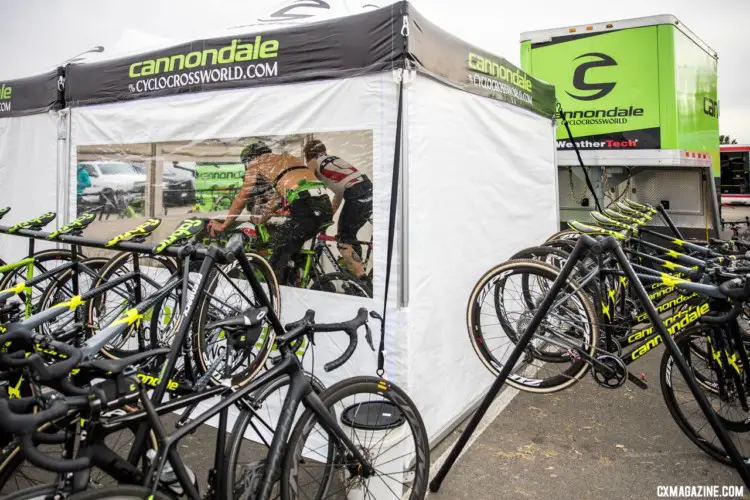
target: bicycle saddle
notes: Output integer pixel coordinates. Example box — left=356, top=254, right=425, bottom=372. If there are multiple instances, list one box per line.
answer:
left=153, top=218, right=206, bottom=254
left=48, top=212, right=97, bottom=239
left=615, top=201, right=653, bottom=221
left=8, top=212, right=56, bottom=233
left=105, top=218, right=162, bottom=247
left=207, top=307, right=268, bottom=330
left=568, top=220, right=627, bottom=240
left=590, top=211, right=637, bottom=232
left=0, top=207, right=10, bottom=220
left=623, top=198, right=657, bottom=215
left=603, top=208, right=647, bottom=226
left=82, top=348, right=170, bottom=375
left=207, top=307, right=268, bottom=349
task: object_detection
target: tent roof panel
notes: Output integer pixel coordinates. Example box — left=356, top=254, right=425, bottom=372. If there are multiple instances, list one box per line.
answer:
left=0, top=69, right=62, bottom=118
left=65, top=4, right=405, bottom=108
left=64, top=1, right=555, bottom=118
left=407, top=4, right=555, bottom=118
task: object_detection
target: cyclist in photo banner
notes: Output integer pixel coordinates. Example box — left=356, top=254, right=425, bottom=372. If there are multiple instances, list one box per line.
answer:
left=303, top=139, right=373, bottom=283
left=207, top=141, right=333, bottom=284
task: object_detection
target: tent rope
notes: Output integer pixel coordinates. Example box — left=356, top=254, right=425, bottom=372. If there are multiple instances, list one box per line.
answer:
left=377, top=73, right=404, bottom=378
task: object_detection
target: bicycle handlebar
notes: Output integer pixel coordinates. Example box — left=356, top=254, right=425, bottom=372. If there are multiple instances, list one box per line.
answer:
left=0, top=328, right=82, bottom=382
left=281, top=308, right=372, bottom=372
left=0, top=392, right=91, bottom=472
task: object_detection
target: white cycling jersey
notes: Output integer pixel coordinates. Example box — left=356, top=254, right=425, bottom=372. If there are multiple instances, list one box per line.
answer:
left=311, top=155, right=366, bottom=198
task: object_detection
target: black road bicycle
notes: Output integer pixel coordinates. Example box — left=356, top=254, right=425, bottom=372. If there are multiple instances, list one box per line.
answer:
left=0, top=225, right=429, bottom=499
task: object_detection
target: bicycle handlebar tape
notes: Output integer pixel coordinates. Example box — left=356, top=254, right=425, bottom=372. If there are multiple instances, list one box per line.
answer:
left=285, top=310, right=316, bottom=331
left=21, top=433, right=90, bottom=472
left=0, top=397, right=91, bottom=472
left=324, top=327, right=358, bottom=373
left=30, top=340, right=83, bottom=382
left=0, top=350, right=36, bottom=369
left=0, top=398, right=67, bottom=434
left=701, top=302, right=743, bottom=324
left=316, top=308, right=368, bottom=372
left=225, top=234, right=245, bottom=259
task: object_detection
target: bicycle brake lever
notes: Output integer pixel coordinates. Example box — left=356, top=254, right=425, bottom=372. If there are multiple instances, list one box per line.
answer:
left=369, top=310, right=383, bottom=323
left=364, top=323, right=375, bottom=351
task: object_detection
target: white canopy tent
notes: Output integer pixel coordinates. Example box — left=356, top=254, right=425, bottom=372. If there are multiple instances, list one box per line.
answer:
left=0, top=70, right=65, bottom=262
left=62, top=1, right=559, bottom=441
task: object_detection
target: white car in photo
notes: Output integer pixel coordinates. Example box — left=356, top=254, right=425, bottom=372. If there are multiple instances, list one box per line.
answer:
left=79, top=161, right=146, bottom=202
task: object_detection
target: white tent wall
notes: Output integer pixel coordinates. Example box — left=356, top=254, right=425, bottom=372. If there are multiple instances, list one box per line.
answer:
left=68, top=74, right=406, bottom=395
left=0, top=112, right=62, bottom=261
left=405, top=74, right=558, bottom=438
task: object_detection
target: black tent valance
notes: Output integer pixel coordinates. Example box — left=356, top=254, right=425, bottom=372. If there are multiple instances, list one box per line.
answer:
left=64, top=2, right=555, bottom=118
left=0, top=69, right=63, bottom=118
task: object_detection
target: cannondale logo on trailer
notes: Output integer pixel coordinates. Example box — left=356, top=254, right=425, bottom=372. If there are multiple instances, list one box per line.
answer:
left=566, top=52, right=617, bottom=101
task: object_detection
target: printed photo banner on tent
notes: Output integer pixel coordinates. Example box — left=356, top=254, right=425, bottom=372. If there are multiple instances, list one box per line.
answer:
left=0, top=69, right=63, bottom=118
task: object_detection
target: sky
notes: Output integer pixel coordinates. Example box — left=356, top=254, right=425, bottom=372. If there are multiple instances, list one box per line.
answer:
left=0, top=0, right=747, bottom=142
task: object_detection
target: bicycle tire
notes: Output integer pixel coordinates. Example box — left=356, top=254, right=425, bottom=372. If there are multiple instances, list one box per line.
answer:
left=0, top=249, right=83, bottom=315
left=507, top=245, right=601, bottom=310
left=467, top=259, right=599, bottom=393
left=660, top=324, right=750, bottom=465
left=215, top=195, right=234, bottom=212
left=309, top=272, right=372, bottom=298
left=65, top=484, right=172, bottom=500
left=36, top=257, right=110, bottom=337
left=0, top=406, right=157, bottom=495
left=545, top=229, right=580, bottom=244
left=281, top=376, right=429, bottom=500
left=192, top=252, right=280, bottom=389
left=225, top=372, right=327, bottom=500
left=1, top=484, right=60, bottom=500
left=85, top=251, right=179, bottom=359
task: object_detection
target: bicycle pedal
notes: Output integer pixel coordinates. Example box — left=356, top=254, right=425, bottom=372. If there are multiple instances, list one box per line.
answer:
left=628, top=372, right=648, bottom=390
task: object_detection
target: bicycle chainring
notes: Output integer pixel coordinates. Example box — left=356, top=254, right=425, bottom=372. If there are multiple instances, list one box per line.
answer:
left=598, top=336, right=622, bottom=357
left=591, top=354, right=627, bottom=389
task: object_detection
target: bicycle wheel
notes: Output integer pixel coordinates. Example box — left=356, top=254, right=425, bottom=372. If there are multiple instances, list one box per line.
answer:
left=0, top=484, right=59, bottom=500
left=225, top=372, right=327, bottom=500
left=215, top=195, right=234, bottom=211
left=0, top=406, right=157, bottom=495
left=36, top=257, right=109, bottom=337
left=281, top=377, right=429, bottom=500
left=66, top=485, right=171, bottom=500
left=545, top=229, right=580, bottom=244
left=468, top=259, right=599, bottom=393
left=508, top=245, right=601, bottom=304
left=85, top=252, right=179, bottom=359
left=309, top=272, right=372, bottom=297
left=193, top=253, right=280, bottom=388
left=0, top=249, right=80, bottom=315
left=660, top=324, right=750, bottom=465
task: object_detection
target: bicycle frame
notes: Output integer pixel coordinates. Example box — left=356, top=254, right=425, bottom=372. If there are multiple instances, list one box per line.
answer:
left=431, top=233, right=750, bottom=490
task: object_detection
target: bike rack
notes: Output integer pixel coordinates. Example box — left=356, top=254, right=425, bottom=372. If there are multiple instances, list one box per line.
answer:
left=429, top=234, right=750, bottom=492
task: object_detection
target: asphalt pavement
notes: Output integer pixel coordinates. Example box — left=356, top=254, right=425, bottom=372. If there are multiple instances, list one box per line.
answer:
left=427, top=347, right=750, bottom=500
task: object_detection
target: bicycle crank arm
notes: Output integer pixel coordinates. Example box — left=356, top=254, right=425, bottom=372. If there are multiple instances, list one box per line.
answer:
left=627, top=371, right=648, bottom=390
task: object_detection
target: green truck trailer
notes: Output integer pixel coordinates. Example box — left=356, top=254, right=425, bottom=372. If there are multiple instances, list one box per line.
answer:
left=521, top=15, right=720, bottom=236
